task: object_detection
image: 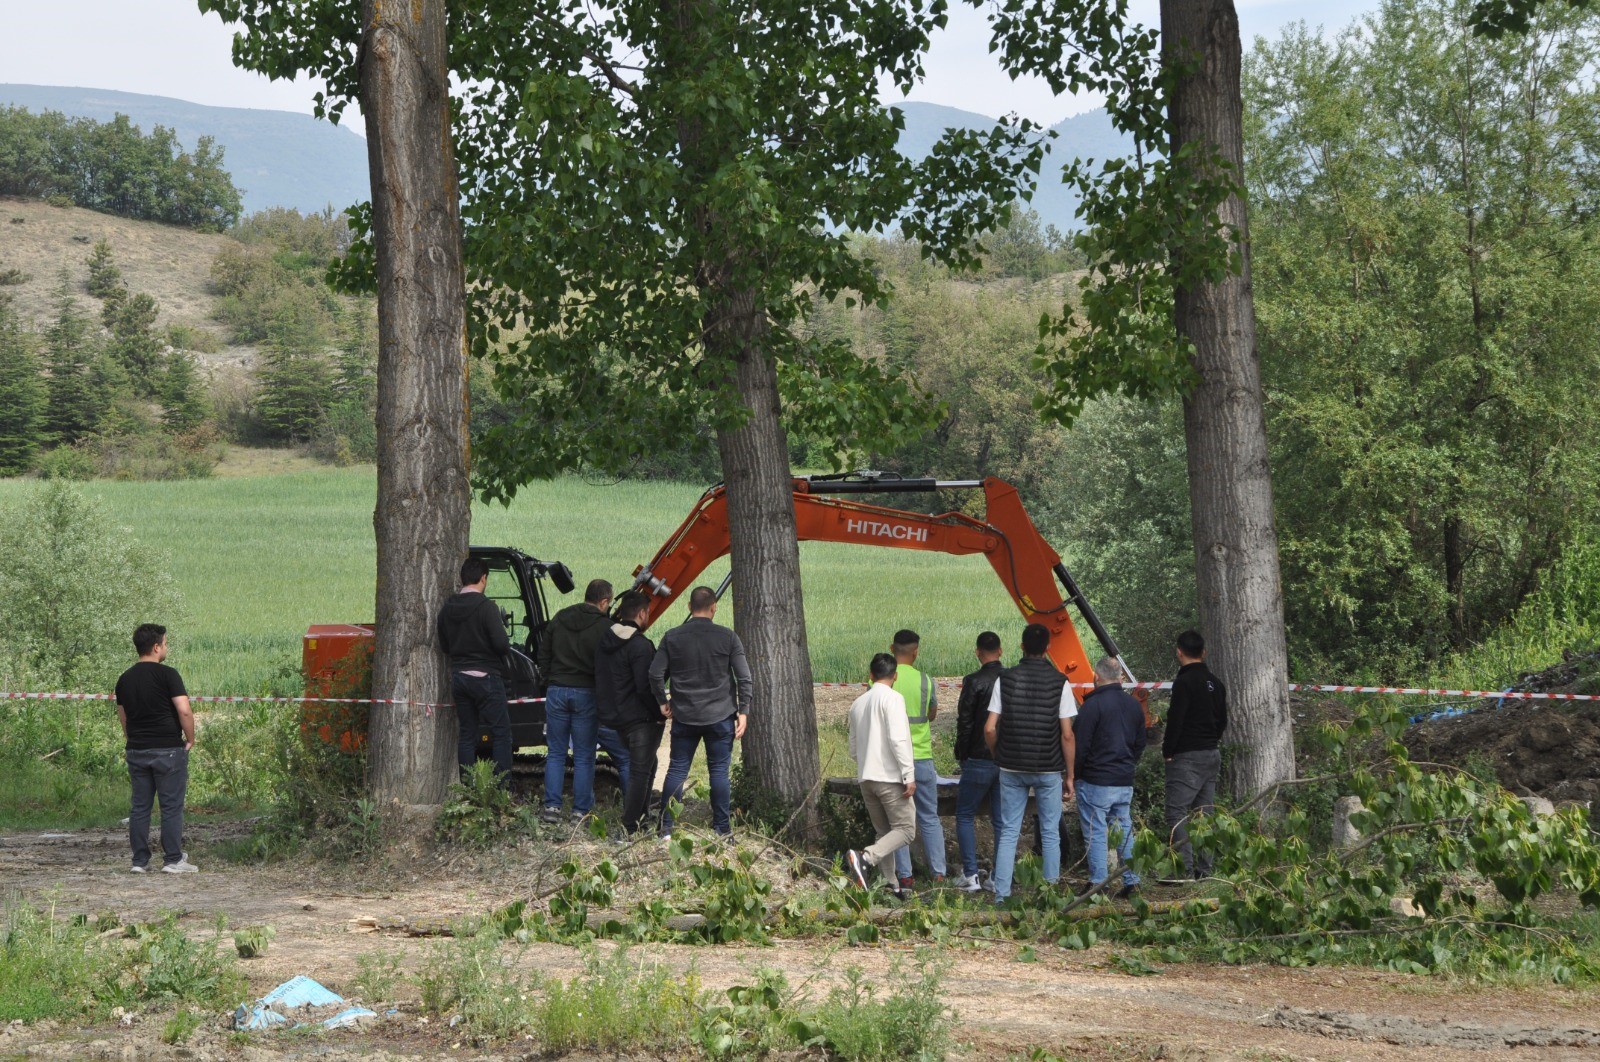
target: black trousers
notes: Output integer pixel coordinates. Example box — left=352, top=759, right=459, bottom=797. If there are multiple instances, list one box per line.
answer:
left=620, top=720, right=665, bottom=834
left=126, top=747, right=187, bottom=868
left=452, top=672, right=512, bottom=784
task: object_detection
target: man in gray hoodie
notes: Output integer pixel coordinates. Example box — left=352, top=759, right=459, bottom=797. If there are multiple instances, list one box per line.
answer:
left=649, top=586, right=752, bottom=836
left=537, top=578, right=613, bottom=821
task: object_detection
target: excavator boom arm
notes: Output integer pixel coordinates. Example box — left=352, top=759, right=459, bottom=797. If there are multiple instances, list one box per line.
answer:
left=631, top=476, right=1115, bottom=686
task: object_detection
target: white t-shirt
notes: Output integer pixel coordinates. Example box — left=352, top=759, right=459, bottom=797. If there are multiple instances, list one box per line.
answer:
left=987, top=677, right=1078, bottom=719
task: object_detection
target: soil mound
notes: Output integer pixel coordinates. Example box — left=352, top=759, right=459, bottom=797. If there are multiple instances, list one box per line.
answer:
left=1405, top=651, right=1600, bottom=805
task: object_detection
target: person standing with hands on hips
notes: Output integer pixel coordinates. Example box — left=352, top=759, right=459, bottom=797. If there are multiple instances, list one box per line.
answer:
left=116, top=623, right=198, bottom=874
left=650, top=586, right=752, bottom=838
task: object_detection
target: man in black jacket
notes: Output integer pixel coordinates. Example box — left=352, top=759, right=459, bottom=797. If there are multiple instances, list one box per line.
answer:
left=537, top=578, right=614, bottom=822
left=952, top=631, right=1003, bottom=891
left=436, top=557, right=513, bottom=785
left=1163, top=629, right=1228, bottom=880
left=983, top=623, right=1077, bottom=902
left=1074, top=656, right=1147, bottom=898
left=595, top=590, right=666, bottom=835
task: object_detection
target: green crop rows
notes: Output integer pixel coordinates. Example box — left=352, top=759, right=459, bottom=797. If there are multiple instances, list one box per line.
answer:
left=0, top=469, right=1051, bottom=693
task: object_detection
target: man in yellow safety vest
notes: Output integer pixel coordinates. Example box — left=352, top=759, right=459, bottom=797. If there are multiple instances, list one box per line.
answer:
left=891, top=629, right=946, bottom=888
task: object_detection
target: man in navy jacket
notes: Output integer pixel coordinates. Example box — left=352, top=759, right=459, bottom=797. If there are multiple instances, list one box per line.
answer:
left=1073, top=655, right=1147, bottom=898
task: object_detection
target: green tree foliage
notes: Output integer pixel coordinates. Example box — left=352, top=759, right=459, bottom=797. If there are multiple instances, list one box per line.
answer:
left=255, top=347, right=334, bottom=441
left=1245, top=0, right=1600, bottom=672
left=101, top=289, right=166, bottom=394
left=161, top=351, right=208, bottom=433
left=0, top=481, right=180, bottom=692
left=84, top=239, right=122, bottom=298
left=0, top=296, right=46, bottom=475
left=0, top=107, right=242, bottom=230
left=41, top=272, right=106, bottom=445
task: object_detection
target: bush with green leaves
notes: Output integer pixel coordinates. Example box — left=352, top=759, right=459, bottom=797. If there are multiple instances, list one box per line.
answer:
left=438, top=760, right=517, bottom=848
left=0, top=482, right=181, bottom=771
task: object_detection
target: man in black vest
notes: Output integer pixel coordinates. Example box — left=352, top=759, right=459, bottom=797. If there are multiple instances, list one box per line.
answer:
left=1163, top=629, right=1228, bottom=881
left=983, top=623, right=1077, bottom=902
left=952, top=630, right=1003, bottom=891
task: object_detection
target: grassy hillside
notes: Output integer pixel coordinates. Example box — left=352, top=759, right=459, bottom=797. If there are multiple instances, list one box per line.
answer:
left=0, top=195, right=238, bottom=355
left=0, top=468, right=1039, bottom=693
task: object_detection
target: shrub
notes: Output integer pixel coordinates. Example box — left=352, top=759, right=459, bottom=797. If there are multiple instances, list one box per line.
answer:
left=166, top=322, right=223, bottom=354
left=0, top=482, right=180, bottom=771
left=793, top=955, right=953, bottom=1062
left=439, top=760, right=517, bottom=848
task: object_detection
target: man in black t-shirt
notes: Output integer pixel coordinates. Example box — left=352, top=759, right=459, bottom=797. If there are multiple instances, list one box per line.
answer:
left=114, top=623, right=197, bottom=873
left=1162, top=629, right=1229, bottom=881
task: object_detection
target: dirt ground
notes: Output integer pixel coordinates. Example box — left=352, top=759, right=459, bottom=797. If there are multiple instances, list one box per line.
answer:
left=4, top=824, right=1600, bottom=1061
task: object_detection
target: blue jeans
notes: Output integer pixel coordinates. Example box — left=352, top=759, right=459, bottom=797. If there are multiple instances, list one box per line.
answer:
left=894, top=758, right=947, bottom=879
left=452, top=672, right=511, bottom=784
left=126, top=747, right=187, bottom=868
left=543, top=686, right=598, bottom=813
left=992, top=770, right=1063, bottom=900
left=954, top=758, right=1001, bottom=879
left=595, top=726, right=630, bottom=780
left=659, top=715, right=736, bottom=835
left=1077, top=781, right=1138, bottom=887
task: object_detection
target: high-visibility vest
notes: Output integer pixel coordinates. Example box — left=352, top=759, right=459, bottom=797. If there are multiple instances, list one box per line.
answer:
left=894, top=663, right=934, bottom=761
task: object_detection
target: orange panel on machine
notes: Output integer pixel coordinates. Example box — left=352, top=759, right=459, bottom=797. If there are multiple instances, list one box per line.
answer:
left=302, top=624, right=374, bottom=753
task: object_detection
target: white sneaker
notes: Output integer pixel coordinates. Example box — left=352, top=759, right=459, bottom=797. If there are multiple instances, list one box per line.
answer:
left=130, top=865, right=147, bottom=874
left=951, top=873, right=982, bottom=892
left=161, top=854, right=198, bottom=874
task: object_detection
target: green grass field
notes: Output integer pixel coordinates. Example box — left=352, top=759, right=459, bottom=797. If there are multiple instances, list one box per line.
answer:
left=0, top=466, right=1043, bottom=694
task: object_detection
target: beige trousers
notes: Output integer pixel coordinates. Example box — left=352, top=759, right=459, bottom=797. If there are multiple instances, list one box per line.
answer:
left=859, top=780, right=917, bottom=873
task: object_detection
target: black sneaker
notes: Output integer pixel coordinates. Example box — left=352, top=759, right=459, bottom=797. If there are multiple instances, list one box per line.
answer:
left=1115, top=883, right=1139, bottom=901
left=844, top=850, right=870, bottom=890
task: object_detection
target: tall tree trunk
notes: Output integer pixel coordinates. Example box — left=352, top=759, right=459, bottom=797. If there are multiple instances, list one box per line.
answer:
left=1162, top=0, right=1295, bottom=798
left=361, top=0, right=471, bottom=809
left=713, top=322, right=822, bottom=814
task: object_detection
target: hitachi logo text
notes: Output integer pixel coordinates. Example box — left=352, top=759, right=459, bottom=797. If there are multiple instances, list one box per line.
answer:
left=845, top=518, right=928, bottom=543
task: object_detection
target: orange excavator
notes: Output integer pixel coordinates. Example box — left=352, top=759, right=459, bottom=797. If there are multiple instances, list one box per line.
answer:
left=302, top=471, right=1137, bottom=765
left=630, top=471, right=1133, bottom=691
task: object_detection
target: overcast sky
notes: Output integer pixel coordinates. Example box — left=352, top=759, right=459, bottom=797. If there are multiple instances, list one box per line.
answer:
left=0, top=0, right=1378, bottom=130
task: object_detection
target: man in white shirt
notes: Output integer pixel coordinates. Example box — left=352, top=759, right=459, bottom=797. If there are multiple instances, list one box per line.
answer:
left=983, top=623, right=1078, bottom=902
left=844, top=653, right=917, bottom=896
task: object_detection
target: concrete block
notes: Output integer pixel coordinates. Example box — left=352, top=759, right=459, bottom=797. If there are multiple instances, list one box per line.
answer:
left=1332, top=796, right=1365, bottom=850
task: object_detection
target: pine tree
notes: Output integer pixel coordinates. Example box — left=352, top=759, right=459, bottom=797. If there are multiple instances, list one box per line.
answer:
left=0, top=296, right=46, bottom=474
left=160, top=350, right=208, bottom=433
left=255, top=346, right=334, bottom=441
left=103, top=290, right=166, bottom=394
left=41, top=271, right=102, bottom=445
left=84, top=239, right=123, bottom=299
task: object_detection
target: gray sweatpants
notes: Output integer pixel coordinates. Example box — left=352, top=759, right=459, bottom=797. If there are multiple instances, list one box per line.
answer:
left=1164, top=748, right=1221, bottom=877
left=859, top=780, right=917, bottom=878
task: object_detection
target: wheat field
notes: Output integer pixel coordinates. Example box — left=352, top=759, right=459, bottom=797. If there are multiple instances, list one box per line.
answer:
left=0, top=465, right=1063, bottom=694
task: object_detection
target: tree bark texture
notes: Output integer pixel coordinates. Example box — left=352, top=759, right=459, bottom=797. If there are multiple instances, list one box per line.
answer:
left=361, top=0, right=471, bottom=808
left=1162, top=0, right=1296, bottom=797
left=713, top=336, right=823, bottom=813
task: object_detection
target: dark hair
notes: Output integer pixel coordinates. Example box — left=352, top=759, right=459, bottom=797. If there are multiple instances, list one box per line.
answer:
left=1176, top=629, right=1206, bottom=657
left=133, top=623, right=167, bottom=656
left=891, top=628, right=920, bottom=650
left=460, top=557, right=488, bottom=585
left=688, top=586, right=719, bottom=612
left=585, top=578, right=614, bottom=605
left=1020, top=623, right=1051, bottom=657
left=615, top=589, right=651, bottom=621
left=975, top=630, right=1001, bottom=653
left=870, top=652, right=899, bottom=681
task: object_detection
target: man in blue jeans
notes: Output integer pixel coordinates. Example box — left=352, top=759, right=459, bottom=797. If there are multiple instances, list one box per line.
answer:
left=650, top=586, right=753, bottom=837
left=537, top=579, right=614, bottom=822
left=983, top=623, right=1077, bottom=902
left=952, top=631, right=1004, bottom=891
left=437, top=557, right=514, bottom=786
left=1073, top=656, right=1146, bottom=899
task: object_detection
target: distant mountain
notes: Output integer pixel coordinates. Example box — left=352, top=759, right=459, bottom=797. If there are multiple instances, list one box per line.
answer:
left=0, top=84, right=369, bottom=217
left=894, top=101, right=1134, bottom=231
left=0, top=84, right=1131, bottom=231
